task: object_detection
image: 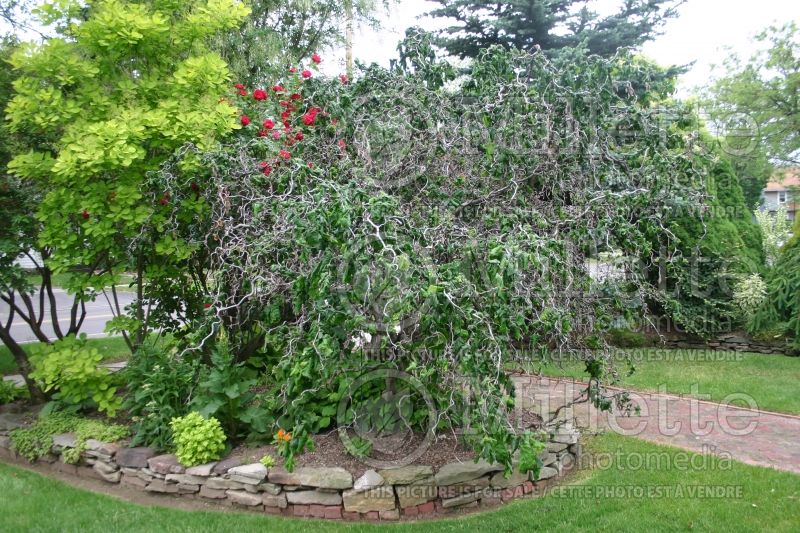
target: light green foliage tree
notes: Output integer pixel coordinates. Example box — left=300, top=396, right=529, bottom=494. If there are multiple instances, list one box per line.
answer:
left=705, top=23, right=799, bottom=167
left=754, top=206, right=793, bottom=266
left=216, top=0, right=389, bottom=85
left=5, top=0, right=250, bottom=349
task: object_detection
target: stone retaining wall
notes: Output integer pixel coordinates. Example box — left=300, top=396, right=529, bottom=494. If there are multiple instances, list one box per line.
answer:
left=662, top=333, right=792, bottom=355
left=0, top=419, right=580, bottom=521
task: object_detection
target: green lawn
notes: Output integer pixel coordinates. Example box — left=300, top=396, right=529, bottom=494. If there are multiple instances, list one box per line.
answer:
left=0, top=433, right=797, bottom=532
left=0, top=337, right=131, bottom=375
left=527, top=349, right=800, bottom=415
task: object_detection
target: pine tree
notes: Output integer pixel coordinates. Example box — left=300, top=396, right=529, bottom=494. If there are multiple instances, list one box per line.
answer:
left=426, top=0, right=683, bottom=59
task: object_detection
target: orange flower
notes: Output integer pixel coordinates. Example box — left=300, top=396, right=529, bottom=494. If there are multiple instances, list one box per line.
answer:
left=275, top=429, right=292, bottom=443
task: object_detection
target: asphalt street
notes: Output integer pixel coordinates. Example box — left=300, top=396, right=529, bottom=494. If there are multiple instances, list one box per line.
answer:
left=0, top=288, right=135, bottom=343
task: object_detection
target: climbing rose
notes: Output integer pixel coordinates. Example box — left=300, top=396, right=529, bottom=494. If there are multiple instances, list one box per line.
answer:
left=290, top=93, right=302, bottom=101
left=302, top=112, right=316, bottom=126
left=260, top=161, right=272, bottom=176
left=81, top=209, right=90, bottom=220
left=234, top=83, right=245, bottom=90
left=311, top=53, right=321, bottom=64
left=302, top=70, right=312, bottom=79
left=272, top=130, right=280, bottom=140
left=240, top=115, right=251, bottom=126
left=279, top=149, right=291, bottom=160
left=339, top=74, right=349, bottom=84
left=295, top=131, right=304, bottom=141
left=273, top=85, right=284, bottom=92
left=288, top=67, right=297, bottom=73
left=253, top=89, right=267, bottom=100
left=263, top=118, right=275, bottom=130
left=258, top=129, right=268, bottom=137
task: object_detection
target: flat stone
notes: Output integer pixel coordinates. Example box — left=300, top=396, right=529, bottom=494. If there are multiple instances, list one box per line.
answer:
left=0, top=435, right=10, bottom=449
left=441, top=490, right=481, bottom=508
left=199, top=486, right=227, bottom=499
left=378, top=465, right=433, bottom=485
left=84, top=439, right=120, bottom=456
left=212, top=457, right=242, bottom=474
left=228, top=463, right=267, bottom=482
left=145, top=479, right=179, bottom=493
left=286, top=490, right=343, bottom=506
left=116, top=447, right=157, bottom=468
left=0, top=413, right=28, bottom=432
left=177, top=483, right=200, bottom=493
left=354, top=470, right=384, bottom=492
left=268, top=467, right=353, bottom=489
left=205, top=477, right=245, bottom=491
left=262, top=493, right=288, bottom=508
left=546, top=442, right=569, bottom=453
left=185, top=462, right=218, bottom=477
left=260, top=483, right=281, bottom=495
left=438, top=475, right=492, bottom=498
left=226, top=490, right=263, bottom=506
left=52, top=433, right=77, bottom=449
left=539, top=452, right=557, bottom=466
left=342, top=486, right=396, bottom=513
left=121, top=473, right=149, bottom=488
left=136, top=470, right=155, bottom=482
left=93, top=465, right=121, bottom=483
left=536, top=466, right=558, bottom=480
left=165, top=473, right=207, bottom=485
left=490, top=471, right=529, bottom=488
left=93, top=461, right=118, bottom=476
left=395, top=478, right=438, bottom=508
left=434, top=460, right=502, bottom=486
left=148, top=454, right=182, bottom=475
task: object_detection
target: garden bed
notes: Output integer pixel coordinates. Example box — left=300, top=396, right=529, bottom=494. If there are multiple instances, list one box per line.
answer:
left=0, top=410, right=581, bottom=522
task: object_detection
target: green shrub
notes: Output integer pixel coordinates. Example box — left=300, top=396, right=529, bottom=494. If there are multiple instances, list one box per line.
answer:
left=606, top=328, right=654, bottom=348
left=10, top=411, right=128, bottom=463
left=122, top=344, right=199, bottom=450
left=30, top=335, right=121, bottom=416
left=170, top=412, right=226, bottom=467
left=0, top=380, right=29, bottom=404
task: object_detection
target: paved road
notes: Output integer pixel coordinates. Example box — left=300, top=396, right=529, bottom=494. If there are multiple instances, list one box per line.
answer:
left=0, top=288, right=135, bottom=343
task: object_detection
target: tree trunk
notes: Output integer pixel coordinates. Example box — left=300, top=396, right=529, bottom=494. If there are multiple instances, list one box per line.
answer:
left=0, top=326, right=47, bottom=403
left=345, top=0, right=354, bottom=78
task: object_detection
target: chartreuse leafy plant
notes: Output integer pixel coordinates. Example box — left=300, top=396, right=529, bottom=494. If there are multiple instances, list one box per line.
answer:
left=29, top=335, right=122, bottom=416
left=170, top=412, right=226, bottom=467
left=5, top=0, right=249, bottom=350
left=10, top=411, right=128, bottom=463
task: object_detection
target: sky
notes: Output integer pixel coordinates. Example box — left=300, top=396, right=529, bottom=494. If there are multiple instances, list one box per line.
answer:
left=328, top=0, right=800, bottom=96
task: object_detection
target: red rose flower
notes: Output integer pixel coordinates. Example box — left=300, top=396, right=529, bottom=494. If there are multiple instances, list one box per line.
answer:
left=279, top=100, right=289, bottom=107
left=339, top=74, right=349, bottom=84
left=272, top=130, right=281, bottom=140
left=258, top=129, right=268, bottom=137
left=311, top=53, right=322, bottom=64
left=253, top=89, right=267, bottom=100
left=283, top=120, right=291, bottom=128
left=81, top=209, right=90, bottom=220
left=301, top=70, right=312, bottom=79
left=240, top=115, right=251, bottom=126
left=273, top=85, right=284, bottom=93
left=237, top=88, right=247, bottom=96
left=307, top=162, right=314, bottom=169
left=288, top=67, right=297, bottom=73
left=279, top=149, right=291, bottom=160
left=260, top=161, right=272, bottom=176
left=295, top=131, right=304, bottom=141
left=234, top=83, right=245, bottom=90
left=280, top=110, right=290, bottom=120
left=203, top=303, right=212, bottom=309
left=302, top=112, right=316, bottom=126
left=290, top=93, right=302, bottom=101
left=263, top=118, right=275, bottom=129
left=337, top=139, right=346, bottom=149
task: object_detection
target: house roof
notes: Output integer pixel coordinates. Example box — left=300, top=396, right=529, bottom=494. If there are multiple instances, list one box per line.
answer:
left=765, top=169, right=800, bottom=191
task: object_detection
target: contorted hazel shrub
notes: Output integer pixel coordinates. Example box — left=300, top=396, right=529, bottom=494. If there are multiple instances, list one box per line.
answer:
left=170, top=412, right=226, bottom=467
left=149, top=39, right=708, bottom=471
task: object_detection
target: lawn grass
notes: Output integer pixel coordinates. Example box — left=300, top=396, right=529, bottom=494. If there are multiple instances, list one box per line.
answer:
left=0, top=432, right=797, bottom=532
left=0, top=337, right=131, bottom=375
left=527, top=349, right=800, bottom=415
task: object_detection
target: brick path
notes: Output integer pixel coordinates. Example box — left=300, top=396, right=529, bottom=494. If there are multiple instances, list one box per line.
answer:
left=513, top=375, right=800, bottom=475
